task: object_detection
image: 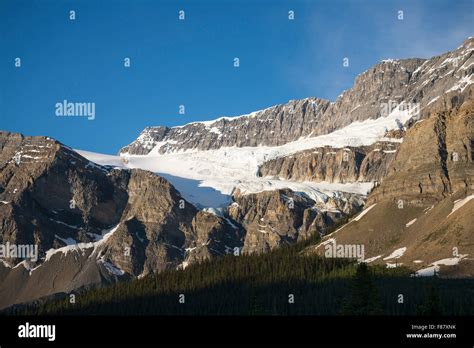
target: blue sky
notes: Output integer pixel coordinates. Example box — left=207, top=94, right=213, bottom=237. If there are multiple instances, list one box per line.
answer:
left=1, top=0, right=473, bottom=154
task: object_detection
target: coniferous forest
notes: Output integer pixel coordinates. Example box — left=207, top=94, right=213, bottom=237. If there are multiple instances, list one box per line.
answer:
left=18, top=230, right=474, bottom=317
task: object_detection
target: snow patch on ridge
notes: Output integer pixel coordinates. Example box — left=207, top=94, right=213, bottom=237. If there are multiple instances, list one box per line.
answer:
left=44, top=223, right=121, bottom=262
left=446, top=74, right=474, bottom=93
left=99, top=259, right=125, bottom=276
left=364, top=255, right=382, bottom=263
left=414, top=254, right=469, bottom=277
left=353, top=204, right=376, bottom=222
left=54, top=235, right=77, bottom=245
left=173, top=103, right=282, bottom=128
left=383, top=247, right=407, bottom=260
left=448, top=195, right=474, bottom=217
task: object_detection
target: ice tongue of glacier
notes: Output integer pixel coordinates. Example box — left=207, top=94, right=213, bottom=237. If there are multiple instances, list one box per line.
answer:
left=77, top=102, right=415, bottom=209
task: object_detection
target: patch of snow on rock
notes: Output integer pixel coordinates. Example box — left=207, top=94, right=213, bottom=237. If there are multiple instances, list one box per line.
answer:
left=353, top=204, right=377, bottom=222
left=448, top=195, right=474, bottom=217
left=383, top=247, right=407, bottom=260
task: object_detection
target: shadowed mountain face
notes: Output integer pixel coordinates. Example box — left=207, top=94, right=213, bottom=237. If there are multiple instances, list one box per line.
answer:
left=0, top=133, right=244, bottom=308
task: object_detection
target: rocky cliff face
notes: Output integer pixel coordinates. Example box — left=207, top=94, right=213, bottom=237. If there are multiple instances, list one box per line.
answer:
left=367, top=97, right=473, bottom=206
left=0, top=132, right=242, bottom=308
left=228, top=188, right=364, bottom=254
left=304, top=98, right=473, bottom=276
left=121, top=38, right=473, bottom=156
left=0, top=132, right=127, bottom=253
left=257, top=138, right=401, bottom=184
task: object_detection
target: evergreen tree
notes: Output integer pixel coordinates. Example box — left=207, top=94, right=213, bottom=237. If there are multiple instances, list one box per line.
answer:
left=341, top=262, right=382, bottom=315
left=417, top=283, right=443, bottom=316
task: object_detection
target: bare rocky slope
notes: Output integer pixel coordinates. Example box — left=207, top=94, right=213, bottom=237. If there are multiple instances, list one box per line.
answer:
left=367, top=99, right=474, bottom=205
left=305, top=99, right=474, bottom=276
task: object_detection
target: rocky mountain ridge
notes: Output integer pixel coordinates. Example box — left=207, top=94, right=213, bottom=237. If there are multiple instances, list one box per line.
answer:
left=121, top=37, right=473, bottom=156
